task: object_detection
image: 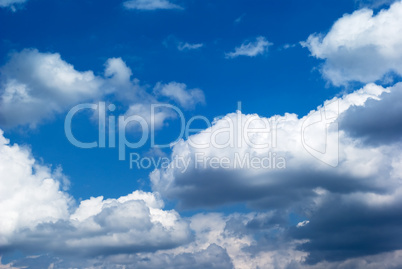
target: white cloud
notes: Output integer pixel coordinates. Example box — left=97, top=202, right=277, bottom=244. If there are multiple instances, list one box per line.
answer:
left=302, top=1, right=402, bottom=85
left=0, top=50, right=205, bottom=130
left=2, top=78, right=402, bottom=266
left=104, top=57, right=133, bottom=88
left=65, top=191, right=190, bottom=255
left=154, top=82, right=205, bottom=110
left=0, top=49, right=103, bottom=127
left=0, top=129, right=191, bottom=256
left=123, top=0, right=182, bottom=10
left=282, top=43, right=297, bottom=50
left=177, top=42, right=204, bottom=51
left=151, top=83, right=394, bottom=207
left=174, top=213, right=305, bottom=269
left=225, top=37, right=272, bottom=59
left=0, top=129, right=72, bottom=244
left=149, top=82, right=402, bottom=264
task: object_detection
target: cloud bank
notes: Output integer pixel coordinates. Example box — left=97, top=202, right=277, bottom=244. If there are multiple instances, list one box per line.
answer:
left=0, top=129, right=191, bottom=257
left=151, top=82, right=402, bottom=264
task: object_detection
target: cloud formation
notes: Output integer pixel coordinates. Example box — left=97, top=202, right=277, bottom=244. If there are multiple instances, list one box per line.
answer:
left=0, top=50, right=204, bottom=129
left=225, top=37, right=272, bottom=59
left=0, top=129, right=191, bottom=257
left=154, top=82, right=205, bottom=110
left=150, top=82, right=402, bottom=263
left=0, top=49, right=103, bottom=127
left=2, top=81, right=402, bottom=266
left=177, top=42, right=204, bottom=51
left=123, top=0, right=182, bottom=10
left=151, top=83, right=391, bottom=208
left=303, top=1, right=402, bottom=85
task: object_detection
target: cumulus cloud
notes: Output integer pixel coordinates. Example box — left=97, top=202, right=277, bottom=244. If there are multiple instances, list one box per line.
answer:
left=151, top=83, right=392, bottom=208
left=0, top=129, right=191, bottom=258
left=5, top=210, right=402, bottom=268
left=123, top=0, right=182, bottom=10
left=339, top=82, right=402, bottom=145
left=0, top=49, right=103, bottom=127
left=154, top=82, right=205, bottom=110
left=302, top=1, right=402, bottom=85
left=5, top=212, right=304, bottom=269
left=150, top=82, right=402, bottom=263
left=225, top=37, right=272, bottom=59
left=0, top=129, right=72, bottom=244
left=0, top=50, right=204, bottom=129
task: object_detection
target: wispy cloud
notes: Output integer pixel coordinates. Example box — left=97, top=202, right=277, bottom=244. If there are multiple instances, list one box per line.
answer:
left=225, top=36, right=272, bottom=59
left=123, top=0, right=183, bottom=10
left=282, top=43, right=297, bottom=49
left=0, top=0, right=27, bottom=11
left=234, top=13, right=246, bottom=24
left=355, top=0, right=396, bottom=8
left=177, top=42, right=204, bottom=51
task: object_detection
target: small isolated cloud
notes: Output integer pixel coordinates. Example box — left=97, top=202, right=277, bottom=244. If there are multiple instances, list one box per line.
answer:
left=154, top=82, right=205, bottom=110
left=177, top=42, right=204, bottom=51
left=123, top=0, right=183, bottom=10
left=234, top=13, right=246, bottom=24
left=302, top=1, right=402, bottom=86
left=225, top=36, right=272, bottom=59
left=282, top=43, right=297, bottom=50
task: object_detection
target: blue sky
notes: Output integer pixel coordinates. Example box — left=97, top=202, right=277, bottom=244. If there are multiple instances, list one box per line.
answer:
left=0, top=0, right=351, bottom=200
left=1, top=0, right=402, bottom=268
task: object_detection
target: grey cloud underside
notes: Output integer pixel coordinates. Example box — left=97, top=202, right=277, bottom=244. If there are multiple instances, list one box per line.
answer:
left=0, top=214, right=190, bottom=258
left=168, top=169, right=388, bottom=209
left=12, top=244, right=234, bottom=269
left=340, top=83, right=402, bottom=146
left=291, top=193, right=402, bottom=264
left=150, top=83, right=402, bottom=264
